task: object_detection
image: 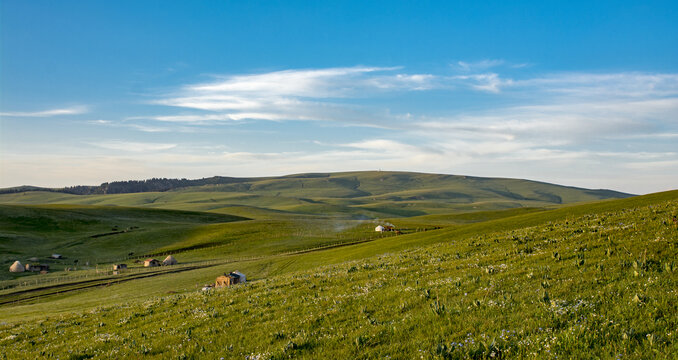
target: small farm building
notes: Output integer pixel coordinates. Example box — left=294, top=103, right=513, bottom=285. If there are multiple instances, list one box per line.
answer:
left=144, top=259, right=161, bottom=267
left=232, top=270, right=246, bottom=283
left=25, top=264, right=49, bottom=272
left=215, top=274, right=237, bottom=288
left=215, top=271, right=246, bottom=288
left=51, top=254, right=62, bottom=259
left=113, top=264, right=127, bottom=271
left=163, top=255, right=178, bottom=266
left=376, top=225, right=396, bottom=232
left=9, top=261, right=24, bottom=273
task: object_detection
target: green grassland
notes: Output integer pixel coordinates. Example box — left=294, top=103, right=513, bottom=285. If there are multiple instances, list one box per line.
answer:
left=0, top=204, right=250, bottom=279
left=0, top=171, right=631, bottom=218
left=0, top=188, right=675, bottom=358
left=0, top=203, right=420, bottom=284
left=1, top=171, right=632, bottom=284
left=0, top=172, right=673, bottom=359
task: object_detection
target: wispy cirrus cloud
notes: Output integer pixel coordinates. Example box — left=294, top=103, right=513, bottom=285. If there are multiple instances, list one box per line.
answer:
left=91, top=140, right=177, bottom=152
left=0, top=105, right=89, bottom=117
left=182, top=67, right=389, bottom=97
left=451, top=73, right=513, bottom=93
left=74, top=65, right=678, bottom=193
left=135, top=65, right=678, bottom=128
left=453, top=59, right=505, bottom=72
left=144, top=67, right=436, bottom=124
left=418, top=97, right=678, bottom=144
left=514, top=72, right=678, bottom=98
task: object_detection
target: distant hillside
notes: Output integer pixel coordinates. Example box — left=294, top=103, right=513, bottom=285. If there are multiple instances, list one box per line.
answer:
left=0, top=176, right=258, bottom=195
left=0, top=171, right=632, bottom=198
left=0, top=171, right=633, bottom=218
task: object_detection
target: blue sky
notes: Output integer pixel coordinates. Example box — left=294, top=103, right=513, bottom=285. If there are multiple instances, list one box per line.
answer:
left=1, top=1, right=677, bottom=194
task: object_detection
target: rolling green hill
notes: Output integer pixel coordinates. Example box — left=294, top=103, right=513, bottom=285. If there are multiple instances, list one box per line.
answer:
left=0, top=171, right=632, bottom=218
left=0, top=190, right=675, bottom=359
left=0, top=204, right=249, bottom=279
left=2, top=172, right=671, bottom=359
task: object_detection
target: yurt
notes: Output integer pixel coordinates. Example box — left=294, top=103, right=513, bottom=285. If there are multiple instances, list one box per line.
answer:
left=9, top=261, right=24, bottom=273
left=163, top=255, right=178, bottom=266
left=232, top=270, right=246, bottom=283
left=375, top=225, right=385, bottom=232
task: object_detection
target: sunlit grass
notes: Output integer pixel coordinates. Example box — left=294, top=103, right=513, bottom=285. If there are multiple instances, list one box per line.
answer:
left=0, top=192, right=675, bottom=358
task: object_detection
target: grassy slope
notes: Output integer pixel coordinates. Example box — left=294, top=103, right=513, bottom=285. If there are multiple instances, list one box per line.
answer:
left=0, top=171, right=631, bottom=218
left=1, top=191, right=674, bottom=318
left=1, top=203, right=420, bottom=285
left=0, top=191, right=675, bottom=358
left=0, top=204, right=248, bottom=279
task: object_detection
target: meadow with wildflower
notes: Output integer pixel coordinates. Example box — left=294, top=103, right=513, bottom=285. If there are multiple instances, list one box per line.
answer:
left=0, top=190, right=675, bottom=358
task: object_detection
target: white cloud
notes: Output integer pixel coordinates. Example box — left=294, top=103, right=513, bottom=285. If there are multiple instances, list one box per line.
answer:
left=454, top=59, right=505, bottom=72
left=341, top=139, right=443, bottom=157
left=514, top=72, right=678, bottom=98
left=125, top=124, right=174, bottom=133
left=146, top=66, right=436, bottom=124
left=186, top=67, right=397, bottom=97
left=87, top=120, right=112, bottom=125
left=415, top=91, right=678, bottom=147
left=0, top=106, right=89, bottom=117
left=142, top=112, right=289, bottom=122
left=91, top=140, right=177, bottom=152
left=452, top=73, right=513, bottom=93
left=4, top=66, right=677, bottom=195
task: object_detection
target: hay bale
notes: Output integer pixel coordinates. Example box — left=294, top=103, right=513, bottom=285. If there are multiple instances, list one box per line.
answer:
left=9, top=261, right=24, bottom=273
left=163, top=255, right=178, bottom=266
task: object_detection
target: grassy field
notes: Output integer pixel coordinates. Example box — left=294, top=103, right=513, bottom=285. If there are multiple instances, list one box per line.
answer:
left=0, top=173, right=672, bottom=358
left=0, top=189, right=675, bottom=358
left=0, top=190, right=675, bottom=358
left=1, top=202, right=433, bottom=283
left=0, top=204, right=251, bottom=280
left=0, top=171, right=631, bottom=218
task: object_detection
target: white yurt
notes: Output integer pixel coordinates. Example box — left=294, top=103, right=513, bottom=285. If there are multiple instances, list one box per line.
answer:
left=375, top=225, right=385, bottom=232
left=163, top=255, right=178, bottom=266
left=9, top=261, right=25, bottom=273
left=232, top=270, right=246, bottom=283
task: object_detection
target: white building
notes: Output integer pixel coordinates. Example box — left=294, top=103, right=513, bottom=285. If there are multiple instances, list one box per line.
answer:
left=232, top=270, right=246, bottom=283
